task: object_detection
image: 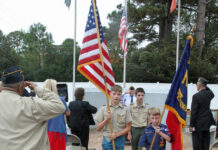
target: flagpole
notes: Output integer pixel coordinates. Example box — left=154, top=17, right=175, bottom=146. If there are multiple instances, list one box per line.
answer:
left=149, top=107, right=166, bottom=150
left=123, top=0, right=127, bottom=89
left=176, top=0, right=181, bottom=70
left=92, top=0, right=115, bottom=149
left=123, top=52, right=126, bottom=88
left=72, top=0, right=77, bottom=100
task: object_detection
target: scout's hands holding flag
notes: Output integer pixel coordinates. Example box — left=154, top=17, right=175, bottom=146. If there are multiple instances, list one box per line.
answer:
left=154, top=126, right=171, bottom=142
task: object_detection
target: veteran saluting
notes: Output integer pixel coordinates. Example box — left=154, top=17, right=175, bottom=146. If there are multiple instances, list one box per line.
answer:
left=190, top=77, right=216, bottom=150
left=0, top=66, right=66, bottom=150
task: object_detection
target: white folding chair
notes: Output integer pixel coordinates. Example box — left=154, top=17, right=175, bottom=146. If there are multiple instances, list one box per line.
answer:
left=66, top=134, right=86, bottom=150
left=210, top=140, right=218, bottom=150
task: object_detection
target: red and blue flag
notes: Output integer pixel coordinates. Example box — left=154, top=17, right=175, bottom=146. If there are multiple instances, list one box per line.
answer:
left=165, top=36, right=193, bottom=150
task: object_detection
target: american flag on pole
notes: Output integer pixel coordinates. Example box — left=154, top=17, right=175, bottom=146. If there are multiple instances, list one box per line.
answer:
left=118, top=6, right=128, bottom=57
left=77, top=0, right=115, bottom=95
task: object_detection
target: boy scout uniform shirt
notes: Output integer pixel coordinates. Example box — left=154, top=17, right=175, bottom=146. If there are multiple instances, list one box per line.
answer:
left=95, top=103, right=132, bottom=141
left=129, top=102, right=149, bottom=127
left=0, top=86, right=66, bottom=150
left=139, top=124, right=171, bottom=150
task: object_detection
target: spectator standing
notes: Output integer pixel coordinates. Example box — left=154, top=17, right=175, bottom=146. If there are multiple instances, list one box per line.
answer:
left=68, top=88, right=97, bottom=150
left=121, top=86, right=136, bottom=106
left=44, top=79, right=70, bottom=150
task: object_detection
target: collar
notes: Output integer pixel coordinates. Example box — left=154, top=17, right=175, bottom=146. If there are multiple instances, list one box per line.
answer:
left=1, top=89, right=19, bottom=95
left=147, top=123, right=164, bottom=129
left=110, top=103, right=123, bottom=108
left=133, top=102, right=145, bottom=108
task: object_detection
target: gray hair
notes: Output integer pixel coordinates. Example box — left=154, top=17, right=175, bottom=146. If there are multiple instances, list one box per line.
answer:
left=198, top=82, right=206, bottom=88
left=2, top=81, right=24, bottom=89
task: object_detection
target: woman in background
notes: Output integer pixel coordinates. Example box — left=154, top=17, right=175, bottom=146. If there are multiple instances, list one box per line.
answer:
left=68, top=88, right=97, bottom=150
left=44, top=79, right=70, bottom=150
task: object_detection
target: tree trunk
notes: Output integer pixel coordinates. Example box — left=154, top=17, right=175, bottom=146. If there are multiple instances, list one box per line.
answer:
left=196, top=0, right=206, bottom=58
left=159, top=0, right=174, bottom=41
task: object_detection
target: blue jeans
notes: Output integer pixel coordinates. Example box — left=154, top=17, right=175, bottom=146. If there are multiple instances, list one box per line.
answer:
left=102, top=136, right=125, bottom=150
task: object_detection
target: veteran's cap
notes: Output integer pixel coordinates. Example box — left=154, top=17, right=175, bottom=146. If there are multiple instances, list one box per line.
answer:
left=1, top=66, right=24, bottom=84
left=197, top=77, right=208, bottom=87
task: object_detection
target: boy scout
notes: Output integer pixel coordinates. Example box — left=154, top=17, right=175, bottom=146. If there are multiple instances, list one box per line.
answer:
left=139, top=107, right=171, bottom=150
left=95, top=85, right=132, bottom=150
left=128, top=88, right=149, bottom=150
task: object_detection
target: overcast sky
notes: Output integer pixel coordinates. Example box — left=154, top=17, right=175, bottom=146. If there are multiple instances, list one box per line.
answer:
left=0, top=0, right=123, bottom=46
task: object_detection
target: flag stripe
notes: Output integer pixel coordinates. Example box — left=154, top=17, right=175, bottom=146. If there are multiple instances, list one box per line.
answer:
left=80, top=66, right=106, bottom=91
left=78, top=55, right=100, bottom=65
left=83, top=28, right=97, bottom=40
left=95, top=63, right=115, bottom=84
left=79, top=49, right=99, bottom=60
left=80, top=44, right=99, bottom=55
left=82, top=33, right=98, bottom=44
left=89, top=64, right=114, bottom=87
left=83, top=65, right=112, bottom=90
left=82, top=38, right=98, bottom=49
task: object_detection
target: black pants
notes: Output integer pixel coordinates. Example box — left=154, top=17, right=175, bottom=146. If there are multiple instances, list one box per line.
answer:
left=192, top=130, right=210, bottom=150
left=71, top=126, right=89, bottom=150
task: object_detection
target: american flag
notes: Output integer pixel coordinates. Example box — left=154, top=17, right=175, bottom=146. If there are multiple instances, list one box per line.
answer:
left=77, top=0, right=115, bottom=95
left=118, top=7, right=128, bottom=57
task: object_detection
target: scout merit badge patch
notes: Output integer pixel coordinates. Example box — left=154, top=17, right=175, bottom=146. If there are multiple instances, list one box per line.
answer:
left=160, top=137, right=165, bottom=147
left=119, top=116, right=124, bottom=121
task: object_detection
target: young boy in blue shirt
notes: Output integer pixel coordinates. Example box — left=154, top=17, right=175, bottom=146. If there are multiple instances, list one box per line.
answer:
left=139, top=107, right=171, bottom=150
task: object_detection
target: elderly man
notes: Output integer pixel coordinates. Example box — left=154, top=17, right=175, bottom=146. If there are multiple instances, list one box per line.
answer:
left=190, top=77, right=216, bottom=150
left=0, top=66, right=66, bottom=150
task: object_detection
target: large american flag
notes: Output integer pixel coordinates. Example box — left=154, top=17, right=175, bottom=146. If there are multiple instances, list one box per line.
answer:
left=118, top=7, right=128, bottom=56
left=77, top=0, right=115, bottom=95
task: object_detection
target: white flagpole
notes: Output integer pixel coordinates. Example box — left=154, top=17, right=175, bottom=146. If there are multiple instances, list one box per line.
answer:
left=176, top=0, right=181, bottom=70
left=73, top=0, right=77, bottom=100
left=123, top=0, right=127, bottom=88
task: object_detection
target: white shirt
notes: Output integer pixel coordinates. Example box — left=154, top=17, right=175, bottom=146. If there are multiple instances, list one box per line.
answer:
left=121, top=93, right=136, bottom=106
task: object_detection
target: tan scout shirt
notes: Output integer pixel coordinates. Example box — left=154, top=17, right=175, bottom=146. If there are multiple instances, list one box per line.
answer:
left=0, top=86, right=66, bottom=150
left=129, top=102, right=149, bottom=127
left=95, top=103, right=132, bottom=141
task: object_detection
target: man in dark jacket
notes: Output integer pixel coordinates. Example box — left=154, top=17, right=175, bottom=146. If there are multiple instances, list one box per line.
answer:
left=190, top=77, right=215, bottom=150
left=68, top=88, right=97, bottom=150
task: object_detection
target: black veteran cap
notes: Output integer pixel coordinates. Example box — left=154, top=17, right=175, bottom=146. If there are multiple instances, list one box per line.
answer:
left=1, top=66, right=24, bottom=84
left=197, top=77, right=208, bottom=87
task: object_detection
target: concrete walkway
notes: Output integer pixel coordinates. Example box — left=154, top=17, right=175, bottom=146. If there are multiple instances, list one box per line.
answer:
left=88, top=129, right=193, bottom=150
